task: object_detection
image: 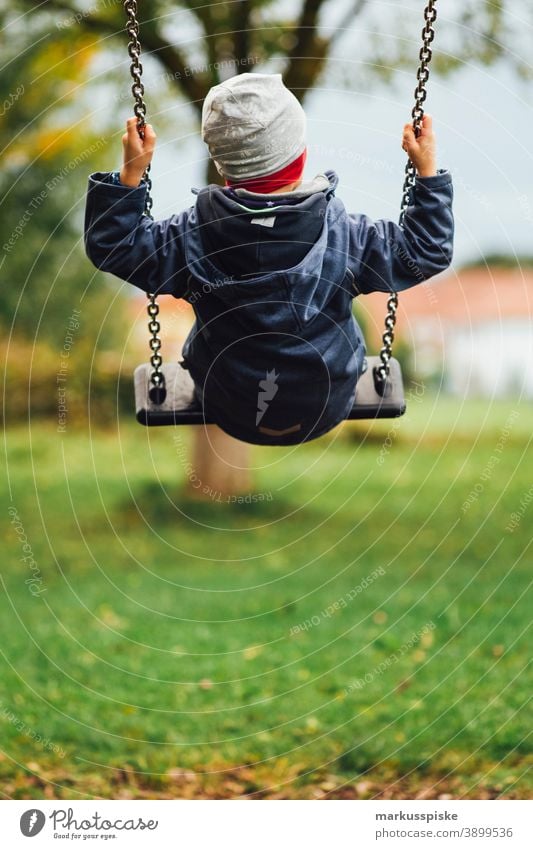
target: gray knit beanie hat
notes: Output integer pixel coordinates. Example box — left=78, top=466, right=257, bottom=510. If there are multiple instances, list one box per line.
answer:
left=201, top=73, right=306, bottom=182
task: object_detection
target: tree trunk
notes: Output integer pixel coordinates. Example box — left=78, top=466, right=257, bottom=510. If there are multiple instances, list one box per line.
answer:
left=186, top=426, right=252, bottom=499
left=185, top=160, right=252, bottom=500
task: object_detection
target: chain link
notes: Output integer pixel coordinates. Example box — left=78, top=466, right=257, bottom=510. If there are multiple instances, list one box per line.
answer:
left=375, top=0, right=438, bottom=392
left=124, top=0, right=165, bottom=402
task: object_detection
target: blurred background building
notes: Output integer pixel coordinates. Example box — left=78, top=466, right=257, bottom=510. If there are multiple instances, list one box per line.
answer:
left=358, top=264, right=533, bottom=398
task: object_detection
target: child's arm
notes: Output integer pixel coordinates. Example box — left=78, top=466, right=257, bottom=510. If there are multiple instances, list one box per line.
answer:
left=84, top=119, right=189, bottom=297
left=348, top=116, right=454, bottom=295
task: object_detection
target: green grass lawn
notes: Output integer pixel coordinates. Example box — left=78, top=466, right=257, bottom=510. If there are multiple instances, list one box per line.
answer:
left=1, top=395, right=531, bottom=799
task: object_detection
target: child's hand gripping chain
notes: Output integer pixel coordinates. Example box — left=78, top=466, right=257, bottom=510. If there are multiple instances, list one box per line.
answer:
left=120, top=117, right=157, bottom=188
left=402, top=114, right=437, bottom=178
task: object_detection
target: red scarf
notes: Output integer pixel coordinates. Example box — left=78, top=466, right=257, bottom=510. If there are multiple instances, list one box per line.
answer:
left=225, top=149, right=307, bottom=194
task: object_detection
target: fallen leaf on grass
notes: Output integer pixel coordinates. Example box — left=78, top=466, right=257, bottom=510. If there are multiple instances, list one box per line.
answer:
left=243, top=645, right=263, bottom=660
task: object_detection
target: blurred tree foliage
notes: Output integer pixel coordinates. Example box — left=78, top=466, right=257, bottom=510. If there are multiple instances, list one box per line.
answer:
left=462, top=253, right=533, bottom=269
left=0, top=19, right=125, bottom=346
left=8, top=0, right=531, bottom=105
left=4, top=1, right=531, bottom=185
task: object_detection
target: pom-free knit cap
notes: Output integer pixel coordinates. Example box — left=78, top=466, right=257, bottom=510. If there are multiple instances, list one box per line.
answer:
left=201, top=73, right=306, bottom=182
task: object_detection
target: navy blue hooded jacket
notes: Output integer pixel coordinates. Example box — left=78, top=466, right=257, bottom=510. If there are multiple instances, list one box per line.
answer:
left=84, top=169, right=453, bottom=444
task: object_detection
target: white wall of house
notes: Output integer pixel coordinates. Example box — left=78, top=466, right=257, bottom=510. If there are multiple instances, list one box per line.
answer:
left=417, top=320, right=533, bottom=398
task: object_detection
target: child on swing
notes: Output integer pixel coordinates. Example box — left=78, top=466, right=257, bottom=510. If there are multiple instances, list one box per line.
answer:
left=85, top=73, right=453, bottom=444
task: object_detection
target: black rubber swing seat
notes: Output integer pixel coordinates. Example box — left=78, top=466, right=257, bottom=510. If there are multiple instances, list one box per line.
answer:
left=134, top=356, right=406, bottom=427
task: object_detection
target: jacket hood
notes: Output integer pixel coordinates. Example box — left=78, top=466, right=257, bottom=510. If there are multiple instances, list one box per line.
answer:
left=183, top=171, right=350, bottom=329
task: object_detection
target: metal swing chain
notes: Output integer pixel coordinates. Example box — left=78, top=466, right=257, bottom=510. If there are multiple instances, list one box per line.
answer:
left=375, top=0, right=438, bottom=391
left=124, top=0, right=166, bottom=404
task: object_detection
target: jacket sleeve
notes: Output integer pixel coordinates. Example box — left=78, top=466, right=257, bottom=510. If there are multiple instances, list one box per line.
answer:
left=347, top=170, right=454, bottom=295
left=84, top=172, right=190, bottom=297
